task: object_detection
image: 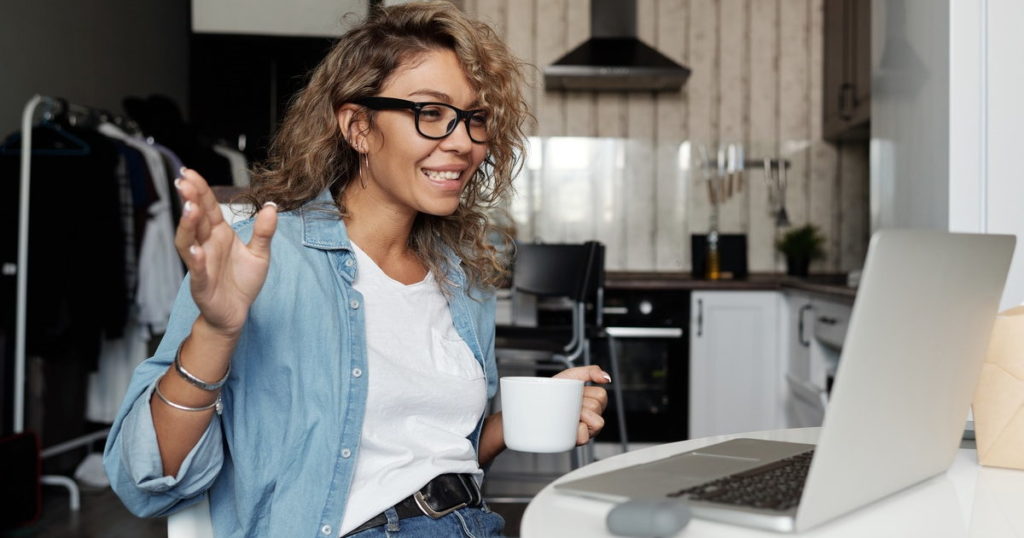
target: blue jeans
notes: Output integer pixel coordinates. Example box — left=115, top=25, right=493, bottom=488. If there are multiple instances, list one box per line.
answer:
left=347, top=505, right=506, bottom=537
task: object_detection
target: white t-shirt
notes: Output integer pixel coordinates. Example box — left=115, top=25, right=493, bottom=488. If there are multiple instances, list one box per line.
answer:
left=339, top=242, right=487, bottom=535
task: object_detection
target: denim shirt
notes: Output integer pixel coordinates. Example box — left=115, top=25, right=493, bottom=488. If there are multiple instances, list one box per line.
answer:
left=103, top=190, right=498, bottom=537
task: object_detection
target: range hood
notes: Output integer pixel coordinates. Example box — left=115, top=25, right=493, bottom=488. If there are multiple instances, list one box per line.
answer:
left=544, top=0, right=690, bottom=92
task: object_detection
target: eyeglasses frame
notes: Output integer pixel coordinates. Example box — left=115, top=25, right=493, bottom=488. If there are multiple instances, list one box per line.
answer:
left=351, top=97, right=489, bottom=144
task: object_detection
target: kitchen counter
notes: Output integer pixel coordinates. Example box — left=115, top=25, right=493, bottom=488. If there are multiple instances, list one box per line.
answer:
left=606, top=271, right=856, bottom=303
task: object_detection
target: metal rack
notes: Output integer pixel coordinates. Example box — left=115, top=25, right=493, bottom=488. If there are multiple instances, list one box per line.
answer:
left=11, top=94, right=116, bottom=511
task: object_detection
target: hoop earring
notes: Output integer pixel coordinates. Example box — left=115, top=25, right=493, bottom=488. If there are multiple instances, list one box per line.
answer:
left=359, top=152, right=368, bottom=189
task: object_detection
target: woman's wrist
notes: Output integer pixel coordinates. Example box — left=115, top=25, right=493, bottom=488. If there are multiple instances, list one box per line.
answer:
left=175, top=318, right=239, bottom=384
left=478, top=412, right=506, bottom=466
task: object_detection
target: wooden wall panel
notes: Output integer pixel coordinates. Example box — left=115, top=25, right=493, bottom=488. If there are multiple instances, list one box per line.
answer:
left=747, top=0, right=780, bottom=272
left=778, top=0, right=811, bottom=237
left=535, top=0, right=567, bottom=137
left=623, top=0, right=659, bottom=268
left=463, top=0, right=869, bottom=274
left=716, top=0, right=747, bottom=234
left=806, top=0, right=839, bottom=272
left=654, top=0, right=690, bottom=270
left=564, top=0, right=594, bottom=137
left=685, top=0, right=719, bottom=249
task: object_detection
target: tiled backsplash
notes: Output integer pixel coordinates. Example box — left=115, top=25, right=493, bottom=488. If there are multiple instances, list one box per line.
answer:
left=510, top=136, right=867, bottom=273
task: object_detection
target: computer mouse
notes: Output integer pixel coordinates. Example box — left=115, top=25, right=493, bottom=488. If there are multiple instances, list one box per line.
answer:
left=606, top=498, right=692, bottom=537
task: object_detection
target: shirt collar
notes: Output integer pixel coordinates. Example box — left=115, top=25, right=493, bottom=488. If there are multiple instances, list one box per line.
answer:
left=298, top=190, right=467, bottom=287
left=300, top=189, right=351, bottom=251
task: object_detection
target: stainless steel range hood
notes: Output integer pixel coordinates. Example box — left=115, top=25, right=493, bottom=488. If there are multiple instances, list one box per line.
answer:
left=544, top=0, right=690, bottom=92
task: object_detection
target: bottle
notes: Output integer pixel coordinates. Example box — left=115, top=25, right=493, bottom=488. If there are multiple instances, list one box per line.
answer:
left=706, top=230, right=721, bottom=280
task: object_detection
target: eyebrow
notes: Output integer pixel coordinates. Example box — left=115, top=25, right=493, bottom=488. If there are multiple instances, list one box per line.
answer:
left=408, top=89, right=481, bottom=109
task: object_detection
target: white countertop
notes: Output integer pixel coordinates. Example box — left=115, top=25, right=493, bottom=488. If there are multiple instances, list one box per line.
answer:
left=521, top=428, right=1024, bottom=537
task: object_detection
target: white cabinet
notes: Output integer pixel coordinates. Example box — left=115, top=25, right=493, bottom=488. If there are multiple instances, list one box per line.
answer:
left=782, top=293, right=854, bottom=428
left=689, top=291, right=785, bottom=438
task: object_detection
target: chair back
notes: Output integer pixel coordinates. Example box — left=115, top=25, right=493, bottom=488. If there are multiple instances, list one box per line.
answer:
left=512, top=242, right=601, bottom=302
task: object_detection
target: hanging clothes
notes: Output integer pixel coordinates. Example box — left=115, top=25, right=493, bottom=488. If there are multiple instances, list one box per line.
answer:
left=85, top=123, right=184, bottom=423
left=98, top=122, right=183, bottom=333
left=0, top=123, right=127, bottom=446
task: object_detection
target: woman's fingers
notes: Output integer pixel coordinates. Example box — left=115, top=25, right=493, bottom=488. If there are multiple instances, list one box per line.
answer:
left=583, top=386, right=608, bottom=412
left=179, top=168, right=223, bottom=241
left=577, top=408, right=606, bottom=444
left=174, top=186, right=202, bottom=268
left=183, top=168, right=224, bottom=223
left=553, top=365, right=612, bottom=384
left=553, top=366, right=612, bottom=445
left=248, top=202, right=278, bottom=258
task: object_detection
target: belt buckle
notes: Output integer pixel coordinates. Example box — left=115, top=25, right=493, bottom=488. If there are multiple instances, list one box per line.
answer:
left=413, top=491, right=466, bottom=519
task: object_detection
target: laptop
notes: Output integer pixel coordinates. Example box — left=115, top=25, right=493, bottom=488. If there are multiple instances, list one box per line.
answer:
left=556, top=230, right=1015, bottom=532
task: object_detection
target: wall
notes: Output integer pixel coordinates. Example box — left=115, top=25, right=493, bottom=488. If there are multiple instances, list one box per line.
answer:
left=462, top=0, right=870, bottom=273
left=873, top=0, right=1024, bottom=309
left=0, top=1, right=189, bottom=136
left=869, top=0, right=948, bottom=232
left=192, top=0, right=365, bottom=37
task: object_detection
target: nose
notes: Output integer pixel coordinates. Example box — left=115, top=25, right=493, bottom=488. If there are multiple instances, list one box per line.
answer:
left=438, top=119, right=475, bottom=154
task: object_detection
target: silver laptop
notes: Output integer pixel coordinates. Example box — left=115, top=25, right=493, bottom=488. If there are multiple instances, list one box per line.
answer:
left=556, top=230, right=1015, bottom=532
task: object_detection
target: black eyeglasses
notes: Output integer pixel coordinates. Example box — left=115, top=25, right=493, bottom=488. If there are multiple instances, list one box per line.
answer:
left=352, top=97, right=489, bottom=143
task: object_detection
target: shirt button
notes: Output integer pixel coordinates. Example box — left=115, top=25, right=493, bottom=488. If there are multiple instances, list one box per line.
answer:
left=352, top=368, right=363, bottom=378
left=349, top=299, right=360, bottom=309
left=321, top=524, right=332, bottom=535
left=345, top=259, right=354, bottom=267
left=341, top=448, right=352, bottom=458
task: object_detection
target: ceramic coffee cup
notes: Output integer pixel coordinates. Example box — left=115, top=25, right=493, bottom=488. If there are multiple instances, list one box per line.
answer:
left=500, top=376, right=584, bottom=453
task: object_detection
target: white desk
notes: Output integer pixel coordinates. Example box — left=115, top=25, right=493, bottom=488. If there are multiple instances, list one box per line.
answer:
left=522, top=428, right=1024, bottom=537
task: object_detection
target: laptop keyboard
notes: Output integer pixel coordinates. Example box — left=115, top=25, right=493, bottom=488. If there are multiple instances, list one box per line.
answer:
left=667, top=450, right=815, bottom=511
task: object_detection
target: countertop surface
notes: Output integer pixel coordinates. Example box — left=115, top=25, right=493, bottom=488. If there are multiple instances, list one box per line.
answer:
left=605, top=272, right=857, bottom=302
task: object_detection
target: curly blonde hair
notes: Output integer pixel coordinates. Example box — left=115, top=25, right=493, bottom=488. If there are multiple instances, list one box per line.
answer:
left=244, top=1, right=528, bottom=290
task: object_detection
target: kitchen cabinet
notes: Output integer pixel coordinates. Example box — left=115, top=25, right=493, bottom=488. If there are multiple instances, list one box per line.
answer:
left=689, top=291, right=785, bottom=438
left=781, top=291, right=815, bottom=427
left=823, top=0, right=871, bottom=141
left=781, top=293, right=853, bottom=428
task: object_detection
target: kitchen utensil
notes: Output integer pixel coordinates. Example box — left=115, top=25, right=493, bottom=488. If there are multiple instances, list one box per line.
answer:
left=776, top=157, right=790, bottom=227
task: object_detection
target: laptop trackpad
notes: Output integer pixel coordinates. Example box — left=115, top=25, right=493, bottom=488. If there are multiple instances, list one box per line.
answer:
left=555, top=438, right=815, bottom=500
left=646, top=453, right=761, bottom=481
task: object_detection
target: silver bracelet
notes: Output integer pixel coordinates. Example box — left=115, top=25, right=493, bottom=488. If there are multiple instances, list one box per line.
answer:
left=154, top=380, right=223, bottom=414
left=174, top=341, right=230, bottom=391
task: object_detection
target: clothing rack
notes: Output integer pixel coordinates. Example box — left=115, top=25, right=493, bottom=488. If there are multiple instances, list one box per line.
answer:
left=13, top=94, right=125, bottom=511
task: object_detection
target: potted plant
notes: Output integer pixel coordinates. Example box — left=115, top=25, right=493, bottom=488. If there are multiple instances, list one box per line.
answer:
left=776, top=224, right=825, bottom=277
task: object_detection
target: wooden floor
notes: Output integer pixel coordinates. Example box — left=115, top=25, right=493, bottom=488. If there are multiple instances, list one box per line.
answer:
left=5, top=484, right=529, bottom=538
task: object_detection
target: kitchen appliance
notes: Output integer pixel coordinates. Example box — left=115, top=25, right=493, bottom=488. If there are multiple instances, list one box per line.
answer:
left=544, top=0, right=691, bottom=91
left=594, top=288, right=689, bottom=443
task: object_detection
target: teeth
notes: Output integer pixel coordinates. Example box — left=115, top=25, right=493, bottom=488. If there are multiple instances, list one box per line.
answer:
left=423, top=169, right=461, bottom=181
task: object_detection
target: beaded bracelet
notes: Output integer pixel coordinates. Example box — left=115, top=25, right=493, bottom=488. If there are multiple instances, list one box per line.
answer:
left=155, top=380, right=223, bottom=414
left=174, top=341, right=230, bottom=391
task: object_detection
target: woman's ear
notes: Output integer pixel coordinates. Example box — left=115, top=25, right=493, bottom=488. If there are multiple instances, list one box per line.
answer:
left=337, top=104, right=368, bottom=152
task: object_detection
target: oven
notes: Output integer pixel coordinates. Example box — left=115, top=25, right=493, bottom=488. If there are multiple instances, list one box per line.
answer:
left=593, top=288, right=689, bottom=443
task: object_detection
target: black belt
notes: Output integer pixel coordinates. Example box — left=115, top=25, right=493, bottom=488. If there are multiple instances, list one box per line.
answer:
left=344, top=473, right=482, bottom=536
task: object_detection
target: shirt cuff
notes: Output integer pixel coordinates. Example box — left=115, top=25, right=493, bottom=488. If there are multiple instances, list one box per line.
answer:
left=119, top=380, right=224, bottom=496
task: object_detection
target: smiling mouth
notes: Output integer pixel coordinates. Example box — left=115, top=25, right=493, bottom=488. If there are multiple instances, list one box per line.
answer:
left=422, top=169, right=462, bottom=182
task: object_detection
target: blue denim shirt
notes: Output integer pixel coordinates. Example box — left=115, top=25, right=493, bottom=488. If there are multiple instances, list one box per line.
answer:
left=103, top=190, right=498, bottom=537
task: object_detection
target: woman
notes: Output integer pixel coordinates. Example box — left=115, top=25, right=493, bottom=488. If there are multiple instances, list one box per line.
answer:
left=103, top=2, right=610, bottom=537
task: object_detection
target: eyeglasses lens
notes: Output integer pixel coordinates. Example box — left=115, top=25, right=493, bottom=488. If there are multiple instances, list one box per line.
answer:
left=416, top=104, right=488, bottom=142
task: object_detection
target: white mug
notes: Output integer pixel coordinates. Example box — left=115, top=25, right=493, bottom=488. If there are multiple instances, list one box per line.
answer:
left=500, top=376, right=583, bottom=453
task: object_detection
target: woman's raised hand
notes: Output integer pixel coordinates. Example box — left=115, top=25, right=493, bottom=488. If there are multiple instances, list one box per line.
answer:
left=174, top=168, right=278, bottom=337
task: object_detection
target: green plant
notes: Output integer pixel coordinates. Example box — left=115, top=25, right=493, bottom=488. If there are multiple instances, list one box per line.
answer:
left=775, top=224, right=826, bottom=260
